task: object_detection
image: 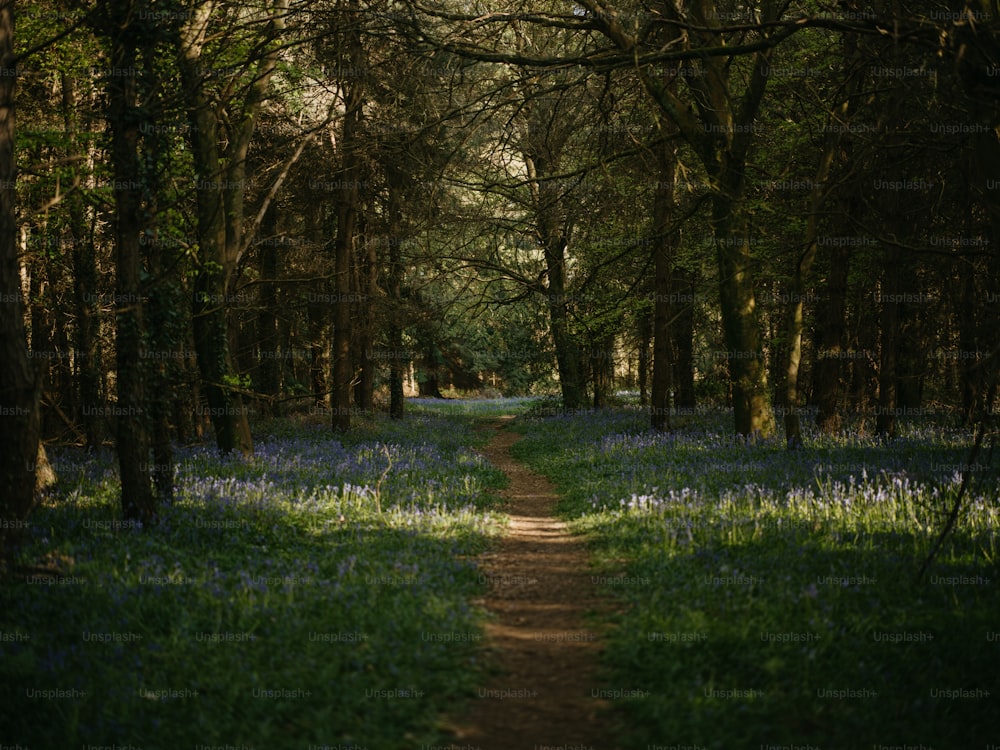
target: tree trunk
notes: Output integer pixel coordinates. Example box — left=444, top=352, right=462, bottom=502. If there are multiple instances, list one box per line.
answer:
left=896, top=297, right=925, bottom=411
left=850, top=284, right=879, bottom=419
left=672, top=267, right=696, bottom=409
left=650, top=147, right=676, bottom=430
left=713, top=192, right=775, bottom=437
left=0, top=1, right=42, bottom=564
left=876, top=260, right=901, bottom=438
left=46, top=253, right=72, bottom=434
left=305, top=203, right=328, bottom=408
left=637, top=310, right=651, bottom=406
left=107, top=0, right=156, bottom=523
left=62, top=73, right=102, bottom=449
left=308, top=293, right=327, bottom=407
left=139, top=41, right=180, bottom=504
left=813, top=243, right=851, bottom=432
left=532, top=161, right=584, bottom=410
left=590, top=333, right=614, bottom=409
left=418, top=340, right=445, bottom=398
left=28, top=250, right=52, bottom=435
left=332, top=0, right=365, bottom=432
left=257, top=207, right=280, bottom=416
left=544, top=242, right=585, bottom=410
left=353, top=221, right=376, bottom=413
left=386, top=168, right=406, bottom=420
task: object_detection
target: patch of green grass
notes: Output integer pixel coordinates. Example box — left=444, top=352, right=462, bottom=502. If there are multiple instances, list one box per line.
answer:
left=1, top=410, right=508, bottom=749
left=513, top=409, right=1000, bottom=749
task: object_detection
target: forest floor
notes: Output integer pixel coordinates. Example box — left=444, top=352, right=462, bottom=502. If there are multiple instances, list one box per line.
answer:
left=442, top=416, right=622, bottom=749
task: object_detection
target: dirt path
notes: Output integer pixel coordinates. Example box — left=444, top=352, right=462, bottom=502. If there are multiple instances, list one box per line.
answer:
left=442, top=417, right=621, bottom=749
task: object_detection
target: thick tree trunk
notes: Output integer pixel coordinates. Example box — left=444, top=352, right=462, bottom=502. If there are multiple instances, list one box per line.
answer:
left=534, top=168, right=584, bottom=410
left=418, top=341, right=445, bottom=398
left=107, top=1, right=156, bottom=524
left=0, top=1, right=42, bottom=563
left=590, top=334, right=614, bottom=409
left=713, top=192, right=775, bottom=437
left=544, top=243, right=585, bottom=410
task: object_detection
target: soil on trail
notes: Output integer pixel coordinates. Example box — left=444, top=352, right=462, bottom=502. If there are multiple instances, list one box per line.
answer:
left=442, top=417, right=622, bottom=749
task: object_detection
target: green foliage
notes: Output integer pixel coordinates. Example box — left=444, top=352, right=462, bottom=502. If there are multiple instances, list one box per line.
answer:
left=513, top=408, right=1000, bottom=749
left=0, top=411, right=508, bottom=749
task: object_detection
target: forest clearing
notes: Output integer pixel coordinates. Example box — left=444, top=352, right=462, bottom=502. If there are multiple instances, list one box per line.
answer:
left=3, top=399, right=998, bottom=748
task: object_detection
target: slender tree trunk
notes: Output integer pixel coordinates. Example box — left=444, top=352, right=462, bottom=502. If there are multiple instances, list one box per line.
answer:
left=28, top=251, right=52, bottom=434
left=518, top=91, right=585, bottom=411
left=876, top=261, right=901, bottom=437
left=650, top=147, right=676, bottom=430
left=813, top=244, right=851, bottom=432
left=851, top=285, right=879, bottom=419
left=957, top=254, right=983, bottom=424
left=308, top=294, right=327, bottom=407
left=637, top=310, right=651, bottom=406
left=107, top=0, right=156, bottom=523
left=139, top=47, right=178, bottom=505
left=331, top=194, right=356, bottom=427
left=63, top=73, right=101, bottom=448
left=672, top=267, right=696, bottom=409
left=305, top=203, right=328, bottom=407
left=46, top=253, right=72, bottom=429
left=386, top=168, right=406, bottom=420
left=896, top=296, right=925, bottom=411
left=0, top=0, right=42, bottom=563
left=332, top=0, right=365, bottom=432
left=353, top=222, right=376, bottom=413
left=257, top=207, right=280, bottom=416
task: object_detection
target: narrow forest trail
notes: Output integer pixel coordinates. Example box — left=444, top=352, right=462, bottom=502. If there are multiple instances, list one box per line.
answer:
left=442, top=416, right=622, bottom=749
